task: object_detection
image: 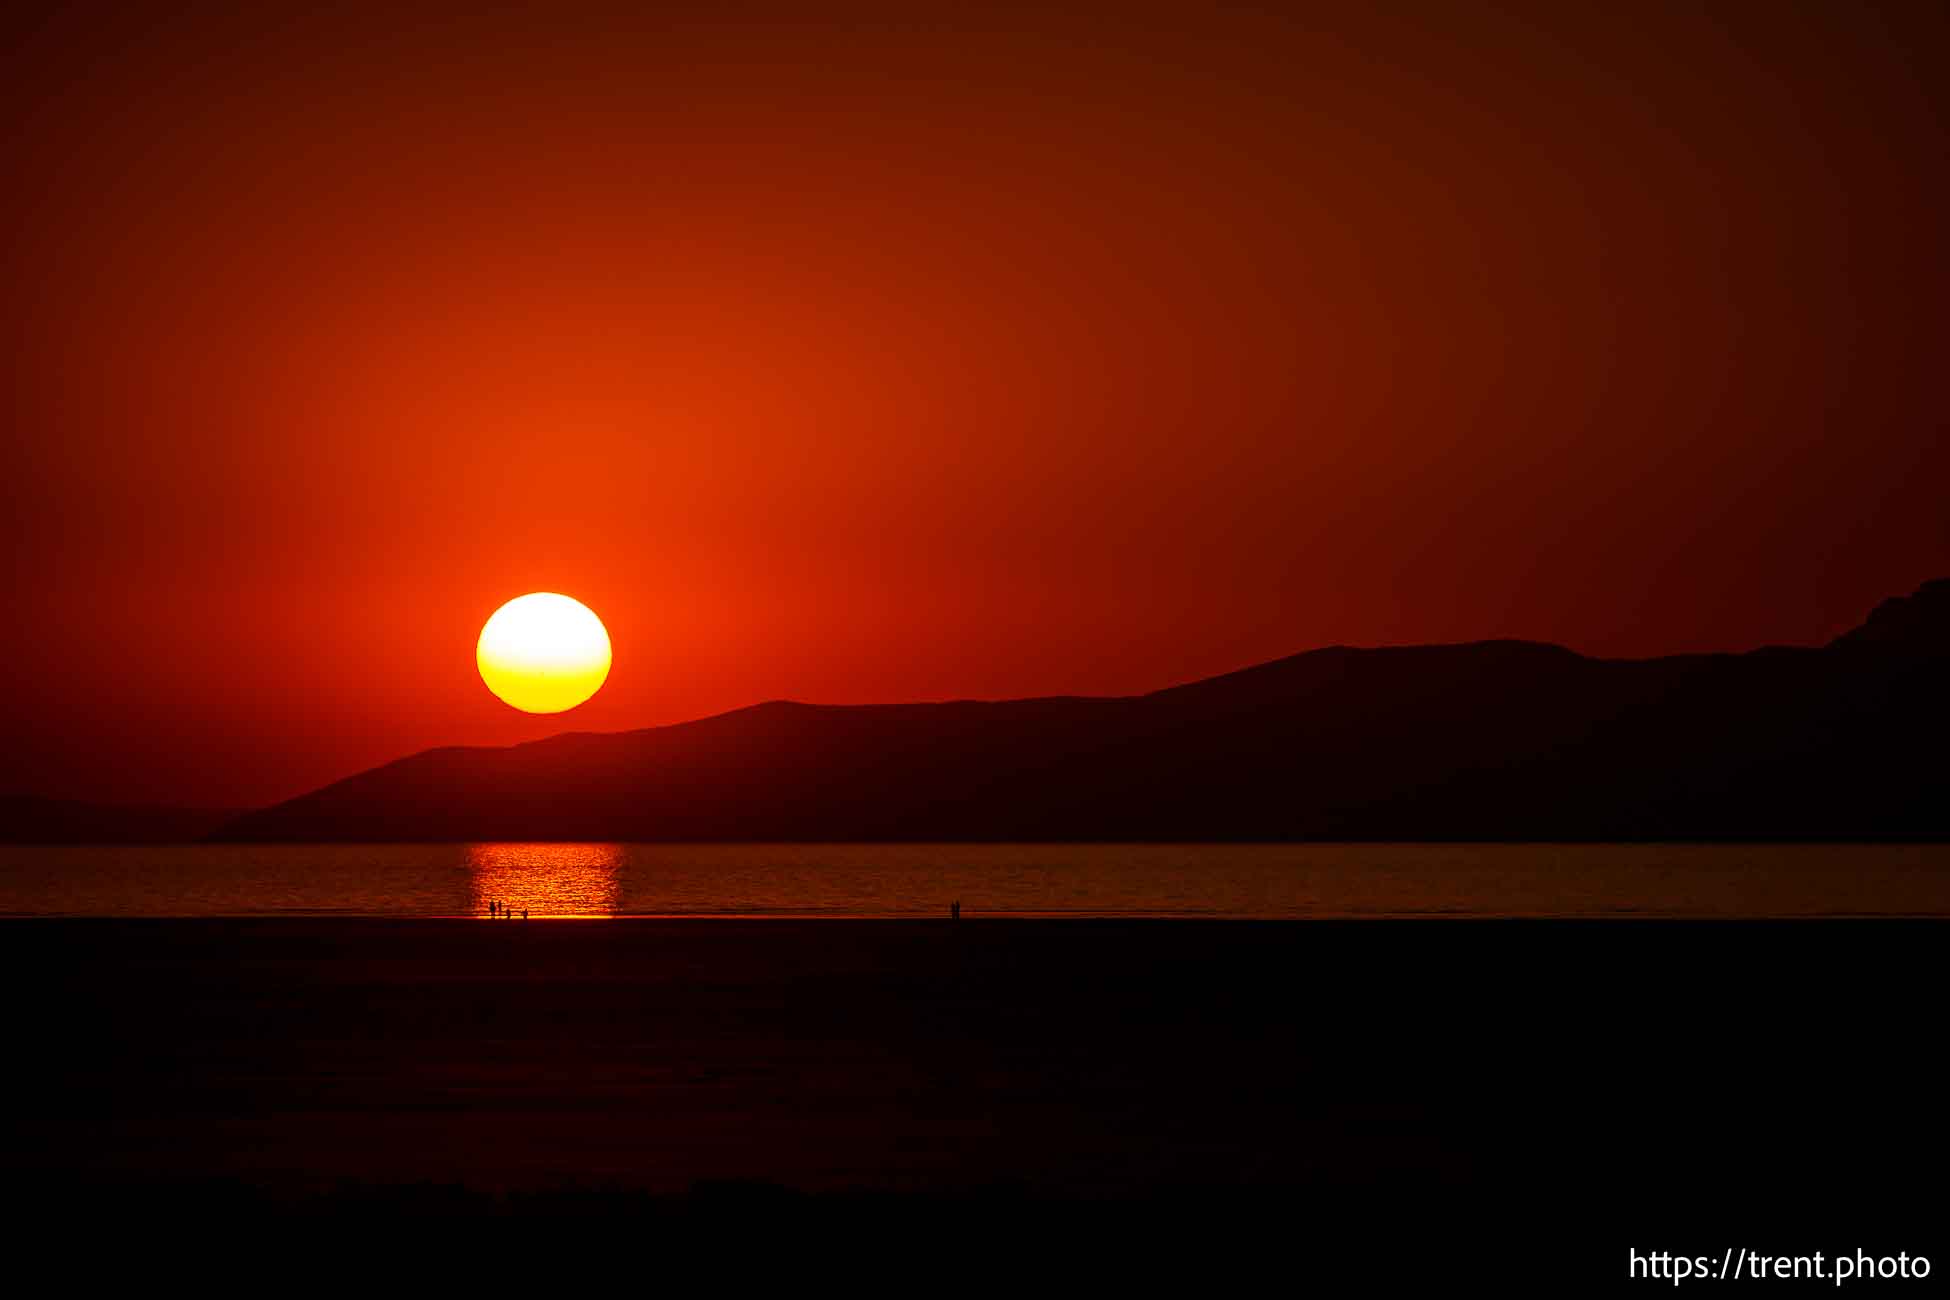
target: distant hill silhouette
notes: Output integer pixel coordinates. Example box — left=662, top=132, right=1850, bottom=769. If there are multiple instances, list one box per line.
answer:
left=1, top=797, right=239, bottom=844
left=211, top=580, right=1950, bottom=843
left=1828, top=577, right=1950, bottom=652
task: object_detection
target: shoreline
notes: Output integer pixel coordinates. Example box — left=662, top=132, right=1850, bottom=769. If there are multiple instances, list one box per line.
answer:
left=6, top=920, right=1942, bottom=1207
left=4, top=914, right=1943, bottom=1280
left=6, top=911, right=1950, bottom=920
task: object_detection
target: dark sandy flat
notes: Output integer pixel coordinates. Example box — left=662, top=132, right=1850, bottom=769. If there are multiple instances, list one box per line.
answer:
left=3, top=919, right=1942, bottom=1258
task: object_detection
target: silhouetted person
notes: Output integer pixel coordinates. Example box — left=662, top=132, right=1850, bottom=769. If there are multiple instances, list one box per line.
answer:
left=489, top=900, right=497, bottom=918
left=522, top=908, right=529, bottom=920
left=951, top=900, right=960, bottom=920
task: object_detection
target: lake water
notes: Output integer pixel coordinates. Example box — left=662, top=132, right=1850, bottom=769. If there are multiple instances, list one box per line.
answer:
left=1, top=842, right=1946, bottom=918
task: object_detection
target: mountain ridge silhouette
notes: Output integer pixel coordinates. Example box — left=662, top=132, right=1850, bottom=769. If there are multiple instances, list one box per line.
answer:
left=208, top=579, right=1949, bottom=842
left=0, top=797, right=239, bottom=844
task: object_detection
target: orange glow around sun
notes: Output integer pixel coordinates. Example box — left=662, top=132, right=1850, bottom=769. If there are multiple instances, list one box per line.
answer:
left=477, top=593, right=613, bottom=713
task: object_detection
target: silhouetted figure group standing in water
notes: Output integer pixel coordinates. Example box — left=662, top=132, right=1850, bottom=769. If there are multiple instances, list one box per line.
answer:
left=487, top=900, right=528, bottom=920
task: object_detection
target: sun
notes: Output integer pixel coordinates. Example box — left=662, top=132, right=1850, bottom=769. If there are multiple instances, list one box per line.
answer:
left=477, top=593, right=612, bottom=714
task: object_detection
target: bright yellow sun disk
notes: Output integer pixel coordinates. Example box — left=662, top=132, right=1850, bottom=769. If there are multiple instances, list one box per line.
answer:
left=477, top=593, right=612, bottom=713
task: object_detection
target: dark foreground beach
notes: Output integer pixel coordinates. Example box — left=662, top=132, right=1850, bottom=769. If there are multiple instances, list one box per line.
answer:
left=3, top=919, right=1942, bottom=1273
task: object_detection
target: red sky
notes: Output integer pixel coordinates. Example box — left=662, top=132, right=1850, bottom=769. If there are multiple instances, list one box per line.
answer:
left=3, top=1, right=1947, bottom=808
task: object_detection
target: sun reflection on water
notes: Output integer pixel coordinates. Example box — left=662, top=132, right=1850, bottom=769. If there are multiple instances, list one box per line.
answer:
left=467, top=843, right=623, bottom=918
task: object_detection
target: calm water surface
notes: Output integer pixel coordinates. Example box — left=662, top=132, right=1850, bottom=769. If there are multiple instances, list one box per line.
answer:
left=1, top=842, right=1946, bottom=918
